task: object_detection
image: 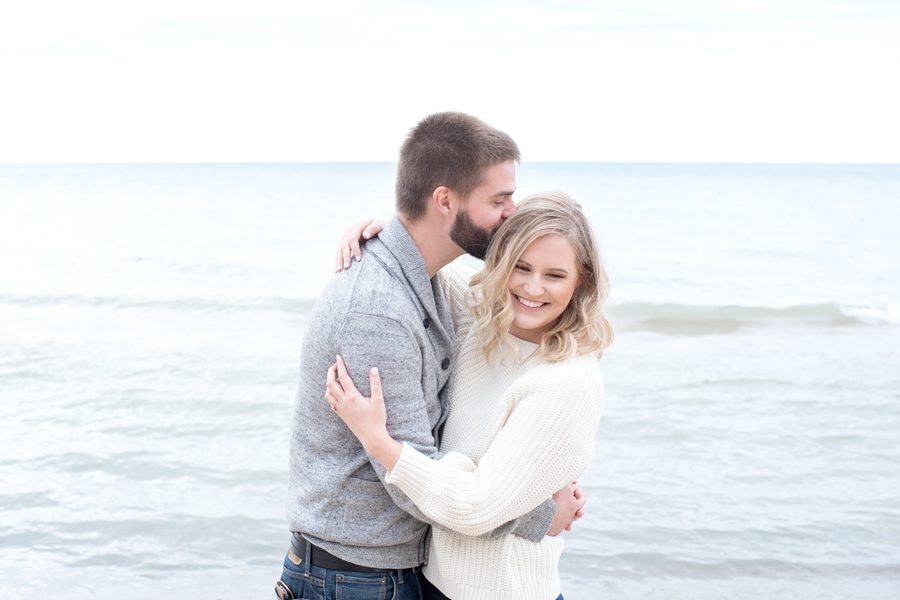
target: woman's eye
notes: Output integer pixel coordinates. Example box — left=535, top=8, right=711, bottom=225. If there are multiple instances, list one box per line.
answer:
left=515, top=265, right=529, bottom=272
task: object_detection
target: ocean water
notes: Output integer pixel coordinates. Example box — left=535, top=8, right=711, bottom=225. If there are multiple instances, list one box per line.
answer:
left=1, top=163, right=898, bottom=599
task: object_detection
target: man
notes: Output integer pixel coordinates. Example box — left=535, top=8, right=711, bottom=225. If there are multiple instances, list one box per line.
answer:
left=276, top=113, right=584, bottom=600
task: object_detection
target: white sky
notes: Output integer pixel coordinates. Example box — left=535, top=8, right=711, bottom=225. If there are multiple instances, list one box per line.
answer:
left=1, top=0, right=898, bottom=163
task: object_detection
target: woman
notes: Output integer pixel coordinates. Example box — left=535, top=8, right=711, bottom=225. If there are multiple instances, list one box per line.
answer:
left=325, top=192, right=613, bottom=600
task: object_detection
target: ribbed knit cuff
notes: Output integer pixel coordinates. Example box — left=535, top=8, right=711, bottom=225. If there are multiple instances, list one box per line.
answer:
left=385, top=442, right=435, bottom=503
left=510, top=497, right=554, bottom=543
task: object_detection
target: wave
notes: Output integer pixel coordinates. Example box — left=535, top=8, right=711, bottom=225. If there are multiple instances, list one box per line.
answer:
left=608, top=301, right=900, bottom=334
left=574, top=553, right=900, bottom=579
left=0, top=292, right=317, bottom=314
left=2, top=293, right=898, bottom=330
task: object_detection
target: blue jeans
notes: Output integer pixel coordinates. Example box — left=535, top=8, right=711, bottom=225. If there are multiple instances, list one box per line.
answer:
left=420, top=573, right=563, bottom=600
left=276, top=541, right=423, bottom=600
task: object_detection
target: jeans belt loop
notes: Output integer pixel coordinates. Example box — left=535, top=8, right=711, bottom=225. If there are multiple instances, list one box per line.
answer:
left=302, top=533, right=312, bottom=577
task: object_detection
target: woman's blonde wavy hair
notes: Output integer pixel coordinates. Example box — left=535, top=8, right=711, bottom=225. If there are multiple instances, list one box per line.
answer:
left=469, top=191, right=614, bottom=363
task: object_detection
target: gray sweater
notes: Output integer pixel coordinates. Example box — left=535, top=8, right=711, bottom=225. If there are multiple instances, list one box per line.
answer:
left=286, top=217, right=553, bottom=569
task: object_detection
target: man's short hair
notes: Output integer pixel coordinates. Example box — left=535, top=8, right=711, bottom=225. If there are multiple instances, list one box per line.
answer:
left=396, top=112, right=520, bottom=221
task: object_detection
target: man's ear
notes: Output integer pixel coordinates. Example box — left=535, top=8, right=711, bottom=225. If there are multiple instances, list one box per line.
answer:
left=431, top=186, right=453, bottom=217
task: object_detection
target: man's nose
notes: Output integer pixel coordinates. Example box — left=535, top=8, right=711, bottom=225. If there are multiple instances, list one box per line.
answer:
left=501, top=198, right=516, bottom=219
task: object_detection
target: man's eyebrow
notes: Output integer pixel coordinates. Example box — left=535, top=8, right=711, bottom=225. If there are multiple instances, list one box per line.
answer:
left=493, top=189, right=515, bottom=198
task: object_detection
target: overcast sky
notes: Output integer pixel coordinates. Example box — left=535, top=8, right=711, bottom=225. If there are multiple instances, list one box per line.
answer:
left=1, top=0, right=898, bottom=163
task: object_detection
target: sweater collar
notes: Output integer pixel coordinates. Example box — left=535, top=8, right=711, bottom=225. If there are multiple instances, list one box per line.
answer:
left=377, top=216, right=429, bottom=286
left=373, top=217, right=454, bottom=338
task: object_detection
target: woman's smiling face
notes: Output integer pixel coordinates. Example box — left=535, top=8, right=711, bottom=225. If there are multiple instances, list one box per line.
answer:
left=507, top=234, right=580, bottom=343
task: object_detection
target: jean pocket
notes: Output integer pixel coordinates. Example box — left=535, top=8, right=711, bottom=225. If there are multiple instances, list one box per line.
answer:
left=334, top=571, right=392, bottom=600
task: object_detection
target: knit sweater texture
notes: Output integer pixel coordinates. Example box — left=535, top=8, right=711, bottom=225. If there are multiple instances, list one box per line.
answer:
left=286, top=219, right=553, bottom=569
left=385, top=261, right=605, bottom=599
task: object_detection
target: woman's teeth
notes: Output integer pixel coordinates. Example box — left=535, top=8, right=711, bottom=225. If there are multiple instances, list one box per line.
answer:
left=516, top=295, right=545, bottom=308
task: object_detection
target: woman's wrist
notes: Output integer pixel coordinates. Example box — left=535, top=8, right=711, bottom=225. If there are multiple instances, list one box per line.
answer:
left=364, top=432, right=403, bottom=471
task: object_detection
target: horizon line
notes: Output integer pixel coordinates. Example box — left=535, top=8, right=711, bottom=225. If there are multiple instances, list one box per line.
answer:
left=2, top=160, right=899, bottom=167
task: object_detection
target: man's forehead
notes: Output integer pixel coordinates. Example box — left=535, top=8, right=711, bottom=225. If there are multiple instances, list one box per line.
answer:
left=482, top=161, right=517, bottom=189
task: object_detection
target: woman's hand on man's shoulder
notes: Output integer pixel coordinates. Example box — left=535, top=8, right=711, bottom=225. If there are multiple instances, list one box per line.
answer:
left=335, top=218, right=387, bottom=272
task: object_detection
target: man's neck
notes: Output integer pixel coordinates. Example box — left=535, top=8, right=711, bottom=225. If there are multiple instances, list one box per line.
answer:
left=399, top=214, right=464, bottom=278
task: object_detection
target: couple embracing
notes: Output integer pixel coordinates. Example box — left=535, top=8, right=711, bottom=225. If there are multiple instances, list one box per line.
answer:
left=276, top=112, right=613, bottom=600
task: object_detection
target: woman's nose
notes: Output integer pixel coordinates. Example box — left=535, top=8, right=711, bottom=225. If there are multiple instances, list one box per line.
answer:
left=523, top=276, right=543, bottom=296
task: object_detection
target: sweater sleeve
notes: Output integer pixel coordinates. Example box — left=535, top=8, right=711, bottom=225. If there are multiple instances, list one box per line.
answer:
left=336, top=311, right=439, bottom=525
left=437, top=260, right=477, bottom=343
left=385, top=366, right=603, bottom=536
left=339, top=310, right=555, bottom=541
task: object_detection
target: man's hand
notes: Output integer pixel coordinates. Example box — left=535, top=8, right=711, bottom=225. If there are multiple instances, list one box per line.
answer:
left=546, top=481, right=586, bottom=536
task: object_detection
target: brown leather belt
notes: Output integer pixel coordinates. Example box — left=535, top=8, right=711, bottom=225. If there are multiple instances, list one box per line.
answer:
left=291, top=532, right=390, bottom=573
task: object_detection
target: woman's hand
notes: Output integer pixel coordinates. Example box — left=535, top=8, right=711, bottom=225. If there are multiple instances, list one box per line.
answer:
left=547, top=481, right=587, bottom=536
left=335, top=218, right=386, bottom=272
left=325, top=355, right=402, bottom=470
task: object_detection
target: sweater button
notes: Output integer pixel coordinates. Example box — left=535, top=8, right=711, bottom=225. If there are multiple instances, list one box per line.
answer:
left=423, top=317, right=430, bottom=329
left=441, top=358, right=450, bottom=370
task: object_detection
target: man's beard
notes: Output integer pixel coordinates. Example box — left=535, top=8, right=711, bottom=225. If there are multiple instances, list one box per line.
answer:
left=450, top=209, right=495, bottom=260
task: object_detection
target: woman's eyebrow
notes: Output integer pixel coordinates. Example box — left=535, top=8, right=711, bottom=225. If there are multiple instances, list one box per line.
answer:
left=517, top=260, right=569, bottom=275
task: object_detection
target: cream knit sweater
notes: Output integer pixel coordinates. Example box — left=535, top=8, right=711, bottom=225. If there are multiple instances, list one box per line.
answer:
left=385, top=261, right=604, bottom=600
